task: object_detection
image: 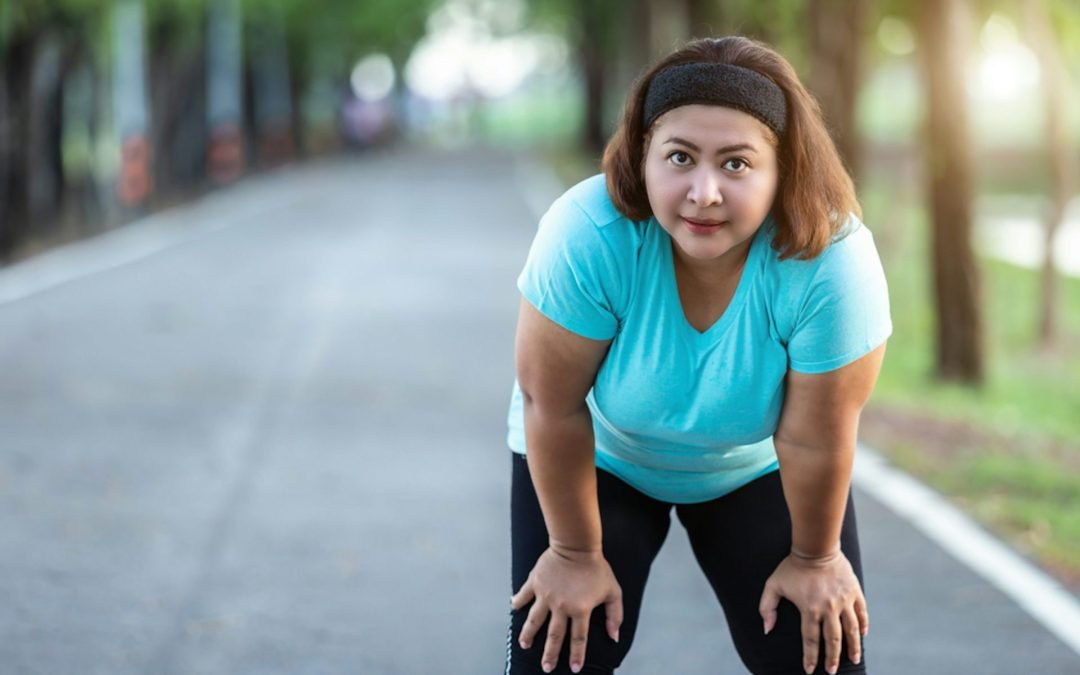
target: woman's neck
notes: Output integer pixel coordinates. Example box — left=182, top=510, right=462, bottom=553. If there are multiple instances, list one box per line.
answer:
left=672, top=236, right=753, bottom=288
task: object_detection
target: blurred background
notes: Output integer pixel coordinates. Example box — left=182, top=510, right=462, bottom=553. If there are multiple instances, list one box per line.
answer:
left=1, top=0, right=1079, bottom=671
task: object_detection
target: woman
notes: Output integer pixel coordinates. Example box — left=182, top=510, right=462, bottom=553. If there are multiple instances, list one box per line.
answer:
left=504, top=36, right=890, bottom=675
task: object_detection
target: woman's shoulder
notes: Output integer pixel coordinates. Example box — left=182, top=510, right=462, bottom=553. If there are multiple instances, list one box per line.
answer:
left=520, top=174, right=644, bottom=333
left=758, top=214, right=886, bottom=321
left=559, top=174, right=625, bottom=226
left=542, top=174, right=647, bottom=249
left=762, top=214, right=892, bottom=368
left=762, top=213, right=878, bottom=283
left=548, top=174, right=639, bottom=230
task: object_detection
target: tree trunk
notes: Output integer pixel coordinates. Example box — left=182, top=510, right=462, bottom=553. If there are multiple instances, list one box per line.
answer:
left=62, top=55, right=104, bottom=232
left=287, top=58, right=307, bottom=158
left=0, top=31, right=36, bottom=259
left=687, top=0, right=721, bottom=38
left=150, top=27, right=180, bottom=199
left=808, top=0, right=869, bottom=183
left=152, top=42, right=209, bottom=200
left=113, top=0, right=154, bottom=209
left=613, top=0, right=649, bottom=102
left=1020, top=0, right=1076, bottom=350
left=174, top=51, right=209, bottom=191
left=250, top=13, right=294, bottom=167
left=206, top=0, right=245, bottom=184
left=578, top=1, right=608, bottom=154
left=648, top=0, right=690, bottom=59
left=27, top=35, right=66, bottom=232
left=915, top=0, right=984, bottom=384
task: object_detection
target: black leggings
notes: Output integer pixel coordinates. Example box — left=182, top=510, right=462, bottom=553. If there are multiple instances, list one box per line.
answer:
left=504, top=452, right=867, bottom=675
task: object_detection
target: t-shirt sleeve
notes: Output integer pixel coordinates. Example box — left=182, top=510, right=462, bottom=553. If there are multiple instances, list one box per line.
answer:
left=516, top=195, right=629, bottom=341
left=787, top=223, right=893, bottom=374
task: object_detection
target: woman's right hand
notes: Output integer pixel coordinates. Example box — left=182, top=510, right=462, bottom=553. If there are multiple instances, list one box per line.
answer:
left=510, top=545, right=624, bottom=674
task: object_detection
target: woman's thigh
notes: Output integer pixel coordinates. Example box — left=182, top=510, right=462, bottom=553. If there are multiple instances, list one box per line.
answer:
left=505, top=452, right=673, bottom=675
left=675, top=469, right=867, bottom=675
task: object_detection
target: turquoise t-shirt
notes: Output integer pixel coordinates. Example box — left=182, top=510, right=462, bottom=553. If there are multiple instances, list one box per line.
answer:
left=506, top=174, right=892, bottom=504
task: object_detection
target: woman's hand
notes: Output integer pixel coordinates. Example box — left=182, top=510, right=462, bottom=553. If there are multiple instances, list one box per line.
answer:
left=758, top=550, right=869, bottom=675
left=510, top=546, right=623, bottom=674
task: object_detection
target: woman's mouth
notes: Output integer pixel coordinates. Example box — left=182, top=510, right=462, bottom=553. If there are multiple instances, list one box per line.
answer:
left=682, top=217, right=726, bottom=234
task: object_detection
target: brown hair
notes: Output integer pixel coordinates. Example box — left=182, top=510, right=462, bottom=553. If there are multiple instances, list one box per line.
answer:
left=601, top=36, right=859, bottom=260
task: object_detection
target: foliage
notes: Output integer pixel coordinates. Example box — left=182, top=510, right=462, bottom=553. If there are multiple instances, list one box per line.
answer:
left=710, top=0, right=809, bottom=69
left=1, top=0, right=437, bottom=72
left=273, top=0, right=437, bottom=74
left=0, top=0, right=107, bottom=48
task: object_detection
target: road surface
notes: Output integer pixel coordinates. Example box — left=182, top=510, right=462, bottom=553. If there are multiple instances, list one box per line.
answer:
left=1, top=147, right=1077, bottom=674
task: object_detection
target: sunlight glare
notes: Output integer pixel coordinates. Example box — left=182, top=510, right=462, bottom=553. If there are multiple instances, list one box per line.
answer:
left=973, top=14, right=1039, bottom=103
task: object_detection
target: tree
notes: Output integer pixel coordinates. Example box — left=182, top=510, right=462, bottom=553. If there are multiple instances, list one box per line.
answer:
left=914, top=0, right=984, bottom=384
left=523, top=0, right=623, bottom=154
left=1018, top=0, right=1078, bottom=350
left=0, top=0, right=105, bottom=259
left=146, top=0, right=209, bottom=197
left=807, top=0, right=873, bottom=183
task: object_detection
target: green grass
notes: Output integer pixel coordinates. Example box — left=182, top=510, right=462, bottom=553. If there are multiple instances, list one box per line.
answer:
left=888, top=445, right=1080, bottom=578
left=860, top=176, right=1080, bottom=584
left=475, top=84, right=584, bottom=146
left=863, top=180, right=1080, bottom=444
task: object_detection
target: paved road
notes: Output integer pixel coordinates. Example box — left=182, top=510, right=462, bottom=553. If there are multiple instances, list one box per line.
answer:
left=1, top=147, right=1077, bottom=674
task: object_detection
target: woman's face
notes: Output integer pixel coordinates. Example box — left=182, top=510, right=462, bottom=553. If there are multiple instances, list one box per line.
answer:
left=643, top=104, right=779, bottom=270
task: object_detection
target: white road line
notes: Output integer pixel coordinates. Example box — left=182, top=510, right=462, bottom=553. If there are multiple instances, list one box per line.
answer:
left=854, top=446, right=1080, bottom=656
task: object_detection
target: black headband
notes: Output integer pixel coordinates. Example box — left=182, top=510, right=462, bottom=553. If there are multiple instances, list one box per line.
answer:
left=643, top=63, right=787, bottom=137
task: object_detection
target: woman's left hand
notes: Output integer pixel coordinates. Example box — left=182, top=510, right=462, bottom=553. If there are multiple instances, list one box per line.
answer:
left=758, top=550, right=869, bottom=675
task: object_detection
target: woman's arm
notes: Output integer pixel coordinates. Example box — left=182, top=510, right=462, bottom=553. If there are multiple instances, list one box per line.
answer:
left=515, top=296, right=611, bottom=553
left=773, top=342, right=887, bottom=557
left=511, top=297, right=622, bottom=673
left=761, top=342, right=887, bottom=675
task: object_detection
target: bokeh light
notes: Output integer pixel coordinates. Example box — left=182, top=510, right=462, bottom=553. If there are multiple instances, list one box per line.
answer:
left=877, top=16, right=915, bottom=56
left=974, top=14, right=1040, bottom=102
left=350, top=54, right=396, bottom=102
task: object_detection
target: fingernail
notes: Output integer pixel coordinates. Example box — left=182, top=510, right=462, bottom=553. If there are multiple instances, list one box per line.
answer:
left=542, top=662, right=553, bottom=673
left=519, top=639, right=528, bottom=650
left=854, top=654, right=862, bottom=665
left=614, top=629, right=620, bottom=643
left=571, top=662, right=582, bottom=673
left=828, top=666, right=838, bottom=675
left=805, top=664, right=814, bottom=674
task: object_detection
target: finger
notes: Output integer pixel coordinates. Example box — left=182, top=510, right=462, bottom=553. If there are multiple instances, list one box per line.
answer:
left=800, top=611, right=821, bottom=675
left=758, top=582, right=781, bottom=635
left=823, top=611, right=843, bottom=674
left=855, top=593, right=870, bottom=636
left=842, top=605, right=862, bottom=666
left=518, top=598, right=548, bottom=651
left=568, top=610, right=590, bottom=673
left=541, top=611, right=568, bottom=673
left=605, top=588, right=623, bottom=643
left=511, top=579, right=534, bottom=611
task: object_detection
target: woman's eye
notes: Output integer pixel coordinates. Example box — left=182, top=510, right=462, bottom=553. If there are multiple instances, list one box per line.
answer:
left=723, top=158, right=748, bottom=172
left=668, top=151, right=692, bottom=166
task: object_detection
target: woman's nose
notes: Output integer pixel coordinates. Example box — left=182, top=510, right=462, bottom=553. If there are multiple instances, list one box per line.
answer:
left=687, top=170, right=723, bottom=206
